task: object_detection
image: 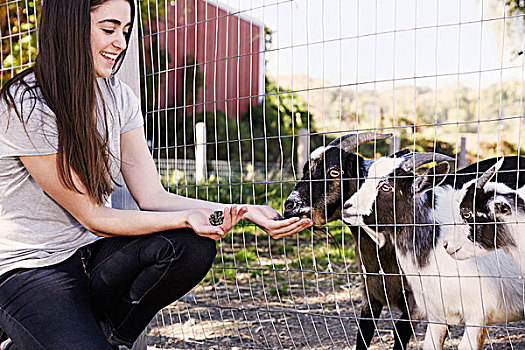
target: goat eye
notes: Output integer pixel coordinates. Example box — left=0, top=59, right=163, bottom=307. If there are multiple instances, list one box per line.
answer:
left=380, top=183, right=392, bottom=192
left=461, top=209, right=472, bottom=220
left=329, top=169, right=341, bottom=178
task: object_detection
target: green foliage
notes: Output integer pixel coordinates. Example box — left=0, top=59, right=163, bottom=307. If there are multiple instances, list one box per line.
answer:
left=203, top=267, right=237, bottom=283
left=206, top=224, right=358, bottom=286
left=148, top=75, right=316, bottom=164
left=269, top=284, right=289, bottom=297
left=138, top=0, right=167, bottom=23
left=148, top=110, right=233, bottom=161
left=0, top=0, right=39, bottom=85
left=242, top=76, right=314, bottom=163
left=161, top=170, right=292, bottom=208
left=235, top=248, right=258, bottom=263
left=219, top=268, right=237, bottom=281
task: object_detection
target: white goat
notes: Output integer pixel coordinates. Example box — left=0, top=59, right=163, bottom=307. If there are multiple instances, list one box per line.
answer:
left=443, top=157, right=525, bottom=273
left=342, top=154, right=525, bottom=350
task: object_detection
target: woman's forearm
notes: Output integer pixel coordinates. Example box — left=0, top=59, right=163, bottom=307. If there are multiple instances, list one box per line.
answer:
left=83, top=205, right=191, bottom=236
left=136, top=188, right=242, bottom=213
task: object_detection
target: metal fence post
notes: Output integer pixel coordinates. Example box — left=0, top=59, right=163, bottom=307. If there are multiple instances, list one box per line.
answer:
left=113, top=2, right=147, bottom=349
left=113, top=0, right=140, bottom=212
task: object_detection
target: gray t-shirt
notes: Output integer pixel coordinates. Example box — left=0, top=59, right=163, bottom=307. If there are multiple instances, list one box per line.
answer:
left=0, top=73, right=144, bottom=276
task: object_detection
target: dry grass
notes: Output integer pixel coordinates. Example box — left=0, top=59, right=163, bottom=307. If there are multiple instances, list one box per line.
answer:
left=143, top=269, right=525, bottom=349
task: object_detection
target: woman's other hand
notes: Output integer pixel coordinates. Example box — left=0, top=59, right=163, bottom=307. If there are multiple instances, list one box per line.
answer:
left=243, top=205, right=312, bottom=239
left=186, top=205, right=247, bottom=241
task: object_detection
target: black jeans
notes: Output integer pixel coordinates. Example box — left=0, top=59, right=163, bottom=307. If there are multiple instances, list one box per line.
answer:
left=0, top=229, right=217, bottom=349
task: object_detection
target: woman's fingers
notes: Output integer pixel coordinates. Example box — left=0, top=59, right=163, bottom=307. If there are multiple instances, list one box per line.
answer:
left=205, top=205, right=247, bottom=238
left=221, top=205, right=235, bottom=231
left=221, top=205, right=233, bottom=230
left=268, top=218, right=312, bottom=239
left=236, top=206, right=248, bottom=222
left=220, top=205, right=248, bottom=232
left=197, top=226, right=226, bottom=241
left=266, top=217, right=304, bottom=230
left=199, top=205, right=306, bottom=241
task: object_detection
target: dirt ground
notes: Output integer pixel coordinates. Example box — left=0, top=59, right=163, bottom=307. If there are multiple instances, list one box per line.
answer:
left=141, top=270, right=525, bottom=350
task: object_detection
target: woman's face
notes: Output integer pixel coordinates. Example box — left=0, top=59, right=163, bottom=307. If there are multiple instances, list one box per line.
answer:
left=90, top=0, right=131, bottom=78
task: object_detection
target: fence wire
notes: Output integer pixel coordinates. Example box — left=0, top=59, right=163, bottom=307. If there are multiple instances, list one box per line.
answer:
left=2, top=0, right=525, bottom=349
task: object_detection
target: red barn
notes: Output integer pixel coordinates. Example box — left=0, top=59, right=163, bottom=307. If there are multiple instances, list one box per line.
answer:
left=151, top=0, right=265, bottom=119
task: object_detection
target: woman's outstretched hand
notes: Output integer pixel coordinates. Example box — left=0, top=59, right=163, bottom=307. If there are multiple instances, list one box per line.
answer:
left=186, top=205, right=248, bottom=241
left=242, top=205, right=312, bottom=239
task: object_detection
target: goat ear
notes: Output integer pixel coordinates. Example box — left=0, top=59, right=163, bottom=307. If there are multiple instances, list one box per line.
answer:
left=476, top=157, right=504, bottom=189
left=414, top=162, right=450, bottom=194
left=389, top=148, right=411, bottom=158
left=310, top=146, right=326, bottom=161
left=361, top=225, right=387, bottom=248
left=518, top=185, right=525, bottom=200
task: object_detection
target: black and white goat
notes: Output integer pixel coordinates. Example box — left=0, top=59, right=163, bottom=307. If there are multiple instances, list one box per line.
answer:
left=443, top=156, right=525, bottom=272
left=283, top=133, right=419, bottom=350
left=342, top=154, right=525, bottom=350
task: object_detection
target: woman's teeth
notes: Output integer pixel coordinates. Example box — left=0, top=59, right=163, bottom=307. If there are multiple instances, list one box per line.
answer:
left=101, top=52, right=118, bottom=60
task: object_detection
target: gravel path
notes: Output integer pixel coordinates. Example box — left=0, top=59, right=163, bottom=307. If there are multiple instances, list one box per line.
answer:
left=142, top=273, right=525, bottom=349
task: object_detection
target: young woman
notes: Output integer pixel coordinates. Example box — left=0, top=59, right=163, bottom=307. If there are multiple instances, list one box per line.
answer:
left=0, top=0, right=312, bottom=348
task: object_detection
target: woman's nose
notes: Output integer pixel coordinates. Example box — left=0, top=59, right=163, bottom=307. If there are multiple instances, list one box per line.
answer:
left=114, top=33, right=127, bottom=50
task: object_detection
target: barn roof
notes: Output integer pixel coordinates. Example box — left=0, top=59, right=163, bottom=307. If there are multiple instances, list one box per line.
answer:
left=204, top=0, right=266, bottom=30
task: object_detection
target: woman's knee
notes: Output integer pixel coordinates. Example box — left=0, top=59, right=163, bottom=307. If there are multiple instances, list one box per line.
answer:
left=155, top=229, right=217, bottom=276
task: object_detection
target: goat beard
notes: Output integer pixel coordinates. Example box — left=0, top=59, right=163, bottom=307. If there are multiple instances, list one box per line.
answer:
left=310, top=226, right=343, bottom=258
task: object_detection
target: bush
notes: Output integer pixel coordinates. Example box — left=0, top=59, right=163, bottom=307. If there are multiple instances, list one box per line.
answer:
left=146, top=76, right=317, bottom=164
left=161, top=171, right=294, bottom=208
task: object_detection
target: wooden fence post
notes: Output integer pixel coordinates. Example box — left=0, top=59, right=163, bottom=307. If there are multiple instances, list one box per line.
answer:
left=297, top=128, right=309, bottom=178
left=458, top=137, right=467, bottom=169
left=196, top=122, right=206, bottom=183
left=389, top=136, right=400, bottom=155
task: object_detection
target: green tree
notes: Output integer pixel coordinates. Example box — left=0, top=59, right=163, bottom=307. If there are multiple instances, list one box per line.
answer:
left=242, top=76, right=314, bottom=163
left=0, top=0, right=39, bottom=86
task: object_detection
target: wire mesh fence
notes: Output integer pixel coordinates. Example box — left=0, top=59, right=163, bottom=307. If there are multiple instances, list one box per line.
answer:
left=2, top=0, right=525, bottom=349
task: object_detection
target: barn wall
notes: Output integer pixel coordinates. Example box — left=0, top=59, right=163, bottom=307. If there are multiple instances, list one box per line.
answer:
left=156, top=0, right=263, bottom=119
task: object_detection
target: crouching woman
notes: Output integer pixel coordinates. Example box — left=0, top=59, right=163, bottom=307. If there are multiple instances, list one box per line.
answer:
left=0, top=0, right=312, bottom=348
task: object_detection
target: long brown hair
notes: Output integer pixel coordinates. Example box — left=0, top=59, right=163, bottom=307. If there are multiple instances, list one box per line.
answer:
left=0, top=0, right=135, bottom=205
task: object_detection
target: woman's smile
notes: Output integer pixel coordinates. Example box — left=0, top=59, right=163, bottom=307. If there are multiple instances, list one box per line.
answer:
left=90, top=0, right=130, bottom=77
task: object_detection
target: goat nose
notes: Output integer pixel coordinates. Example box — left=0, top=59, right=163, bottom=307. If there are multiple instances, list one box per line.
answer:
left=343, top=202, right=352, bottom=211
left=443, top=241, right=448, bottom=250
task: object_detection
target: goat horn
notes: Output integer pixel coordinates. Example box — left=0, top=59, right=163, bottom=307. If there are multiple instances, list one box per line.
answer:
left=328, top=132, right=393, bottom=151
left=476, top=157, right=505, bottom=188
left=400, top=152, right=455, bottom=172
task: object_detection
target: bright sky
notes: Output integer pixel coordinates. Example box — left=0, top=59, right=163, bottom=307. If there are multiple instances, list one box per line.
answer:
left=215, top=0, right=523, bottom=89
